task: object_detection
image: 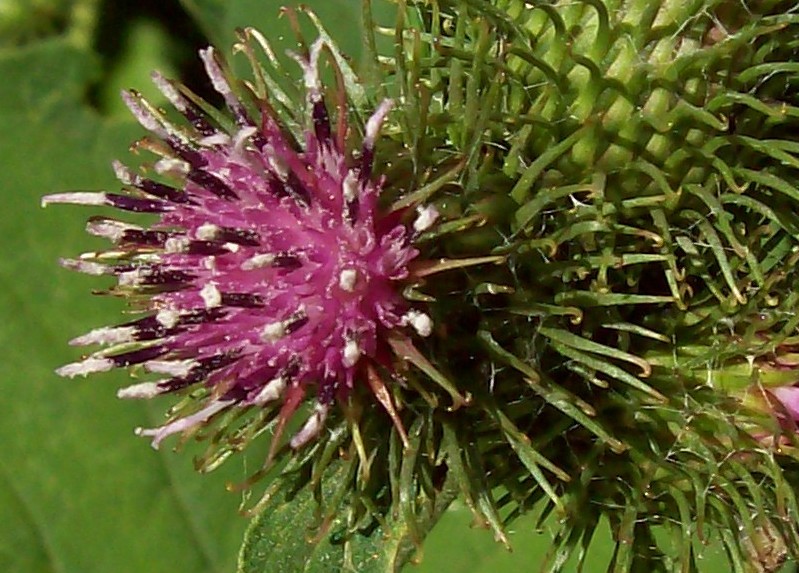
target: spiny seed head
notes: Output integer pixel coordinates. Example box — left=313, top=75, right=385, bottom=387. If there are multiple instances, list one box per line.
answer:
left=44, top=37, right=435, bottom=452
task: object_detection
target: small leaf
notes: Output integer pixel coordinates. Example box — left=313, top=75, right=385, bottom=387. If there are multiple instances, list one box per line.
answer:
left=238, top=456, right=459, bottom=573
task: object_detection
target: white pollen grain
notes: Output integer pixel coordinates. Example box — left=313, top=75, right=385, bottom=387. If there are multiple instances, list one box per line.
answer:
left=135, top=253, right=162, bottom=264
left=199, top=133, right=231, bottom=146
left=156, top=309, right=180, bottom=328
left=200, top=282, right=222, bottom=308
left=70, top=326, right=136, bottom=346
left=117, top=381, right=162, bottom=399
left=233, top=126, right=258, bottom=152
left=241, top=253, right=275, bottom=270
left=165, top=237, right=190, bottom=253
left=364, top=99, right=394, bottom=148
left=41, top=192, right=108, bottom=208
left=136, top=399, right=234, bottom=449
left=145, top=359, right=196, bottom=377
left=60, top=259, right=107, bottom=275
left=196, top=223, right=220, bottom=240
left=404, top=310, right=434, bottom=337
left=342, top=170, right=359, bottom=203
left=118, top=269, right=144, bottom=286
left=260, top=321, right=285, bottom=342
left=290, top=403, right=329, bottom=449
left=338, top=268, right=358, bottom=292
left=111, top=160, right=134, bottom=185
left=266, top=148, right=289, bottom=180
left=413, top=205, right=440, bottom=233
left=252, top=377, right=287, bottom=405
left=86, top=219, right=138, bottom=241
left=343, top=339, right=361, bottom=367
left=154, top=157, right=190, bottom=176
left=56, top=357, right=114, bottom=378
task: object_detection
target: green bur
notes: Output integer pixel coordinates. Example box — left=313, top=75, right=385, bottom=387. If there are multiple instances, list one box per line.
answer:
left=239, top=2, right=799, bottom=571
left=24, top=0, right=797, bottom=571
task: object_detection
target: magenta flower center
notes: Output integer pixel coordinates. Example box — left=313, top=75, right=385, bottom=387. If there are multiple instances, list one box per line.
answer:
left=46, top=40, right=434, bottom=449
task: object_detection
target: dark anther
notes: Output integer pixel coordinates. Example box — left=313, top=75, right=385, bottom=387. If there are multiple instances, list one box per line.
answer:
left=121, top=230, right=169, bottom=247
left=158, top=350, right=240, bottom=392
left=217, top=227, right=260, bottom=246
left=166, top=136, right=207, bottom=169
left=272, top=252, right=302, bottom=269
left=285, top=313, right=308, bottom=335
left=138, top=178, right=194, bottom=204
left=186, top=240, right=231, bottom=256
left=106, top=194, right=173, bottom=213
left=344, top=198, right=359, bottom=225
left=312, top=100, right=331, bottom=143
left=110, top=345, right=168, bottom=367
left=359, top=147, right=374, bottom=181
left=220, top=292, right=265, bottom=307
left=187, top=169, right=239, bottom=200
left=140, top=269, right=196, bottom=286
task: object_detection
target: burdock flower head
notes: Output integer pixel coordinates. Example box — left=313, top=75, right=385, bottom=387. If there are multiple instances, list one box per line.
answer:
left=44, top=34, right=443, bottom=454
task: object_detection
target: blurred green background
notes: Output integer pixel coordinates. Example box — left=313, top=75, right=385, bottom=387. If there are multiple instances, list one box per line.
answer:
left=0, top=1, right=786, bottom=571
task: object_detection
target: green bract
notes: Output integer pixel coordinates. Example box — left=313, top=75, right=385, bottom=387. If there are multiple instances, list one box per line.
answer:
left=234, top=2, right=799, bottom=571
left=38, top=1, right=799, bottom=571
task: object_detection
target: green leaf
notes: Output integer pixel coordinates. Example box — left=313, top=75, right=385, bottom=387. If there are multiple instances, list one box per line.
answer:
left=238, top=455, right=459, bottom=573
left=0, top=39, right=248, bottom=573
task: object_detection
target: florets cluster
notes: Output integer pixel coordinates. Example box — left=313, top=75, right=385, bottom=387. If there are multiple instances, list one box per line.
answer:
left=44, top=39, right=436, bottom=450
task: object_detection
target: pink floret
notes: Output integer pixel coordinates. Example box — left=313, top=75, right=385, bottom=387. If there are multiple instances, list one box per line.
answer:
left=47, top=39, right=430, bottom=450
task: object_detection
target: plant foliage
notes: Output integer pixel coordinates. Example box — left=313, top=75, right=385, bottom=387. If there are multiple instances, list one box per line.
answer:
left=238, top=2, right=799, bottom=571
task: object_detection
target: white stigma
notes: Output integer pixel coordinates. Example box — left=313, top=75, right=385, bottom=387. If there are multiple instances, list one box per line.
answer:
left=233, top=126, right=258, bottom=152
left=196, top=223, right=220, bottom=240
left=135, top=253, right=162, bottom=264
left=56, top=357, right=114, bottom=378
left=198, top=133, right=231, bottom=146
left=70, top=326, right=136, bottom=346
left=154, top=157, right=190, bottom=177
left=117, top=381, right=163, bottom=399
left=339, top=268, right=358, bottom=292
left=156, top=309, right=180, bottom=329
left=241, top=253, right=275, bottom=270
left=60, top=259, right=107, bottom=275
left=403, top=310, right=434, bottom=337
left=165, top=237, right=190, bottom=253
left=86, top=219, right=139, bottom=241
left=290, top=403, right=329, bottom=449
left=252, top=376, right=287, bottom=406
left=364, top=99, right=394, bottom=148
left=413, top=205, right=440, bottom=233
left=41, top=192, right=108, bottom=208
left=260, top=321, right=285, bottom=342
left=118, top=269, right=145, bottom=287
left=200, top=282, right=222, bottom=308
left=136, top=399, right=235, bottom=449
left=342, top=170, right=359, bottom=203
left=342, top=339, right=361, bottom=368
left=112, top=160, right=135, bottom=185
left=145, top=359, right=196, bottom=377
left=265, top=146, right=289, bottom=180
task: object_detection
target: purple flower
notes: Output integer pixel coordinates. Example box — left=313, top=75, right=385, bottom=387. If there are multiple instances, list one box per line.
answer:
left=43, top=39, right=438, bottom=451
left=771, top=386, right=799, bottom=423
